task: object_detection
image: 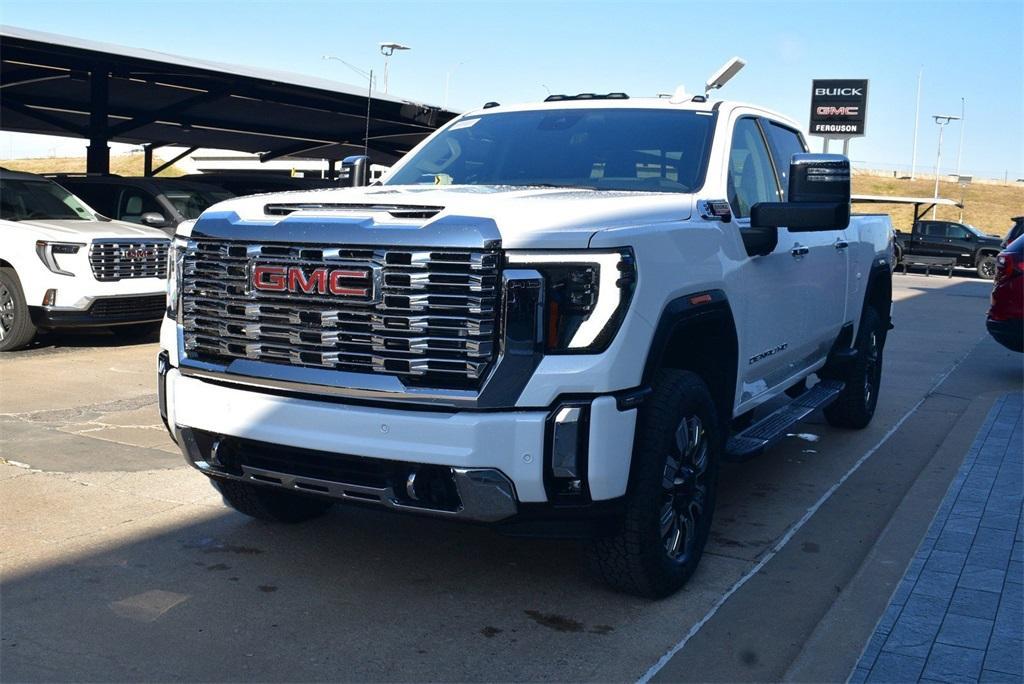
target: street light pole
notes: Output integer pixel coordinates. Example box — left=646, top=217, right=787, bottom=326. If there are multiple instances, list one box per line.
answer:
left=931, top=114, right=961, bottom=218
left=379, top=42, right=411, bottom=95
left=910, top=67, right=922, bottom=180
left=322, top=55, right=375, bottom=158
left=955, top=97, right=966, bottom=178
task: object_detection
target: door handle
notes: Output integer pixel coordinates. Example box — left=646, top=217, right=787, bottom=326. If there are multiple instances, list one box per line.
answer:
left=835, top=240, right=849, bottom=250
left=791, top=245, right=809, bottom=258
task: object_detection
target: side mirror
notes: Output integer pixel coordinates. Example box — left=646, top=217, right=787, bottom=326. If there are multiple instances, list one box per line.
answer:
left=750, top=153, right=850, bottom=231
left=140, top=212, right=167, bottom=226
left=341, top=155, right=371, bottom=187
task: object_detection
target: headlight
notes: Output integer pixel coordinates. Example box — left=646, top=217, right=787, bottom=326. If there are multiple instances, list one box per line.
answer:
left=166, top=237, right=188, bottom=319
left=35, top=241, right=84, bottom=277
left=506, top=249, right=636, bottom=353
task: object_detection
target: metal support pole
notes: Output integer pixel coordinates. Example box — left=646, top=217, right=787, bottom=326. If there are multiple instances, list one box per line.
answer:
left=327, top=159, right=337, bottom=181
left=143, top=144, right=154, bottom=177
left=932, top=124, right=945, bottom=219
left=842, top=138, right=850, bottom=157
left=86, top=64, right=110, bottom=175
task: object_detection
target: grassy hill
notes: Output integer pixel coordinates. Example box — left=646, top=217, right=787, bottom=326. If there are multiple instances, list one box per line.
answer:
left=1, top=153, right=185, bottom=177
left=852, top=175, right=1022, bottom=236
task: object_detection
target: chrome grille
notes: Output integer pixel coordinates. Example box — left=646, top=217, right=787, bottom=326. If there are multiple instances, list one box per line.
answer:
left=181, top=240, right=501, bottom=387
left=90, top=239, right=169, bottom=281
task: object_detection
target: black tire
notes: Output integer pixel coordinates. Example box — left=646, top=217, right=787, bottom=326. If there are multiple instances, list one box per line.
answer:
left=824, top=307, right=884, bottom=429
left=977, top=254, right=997, bottom=280
left=109, top=321, right=162, bottom=341
left=589, top=369, right=720, bottom=598
left=211, top=479, right=334, bottom=523
left=0, top=267, right=37, bottom=352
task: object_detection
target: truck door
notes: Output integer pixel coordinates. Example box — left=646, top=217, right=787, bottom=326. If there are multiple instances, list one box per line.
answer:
left=943, top=223, right=975, bottom=264
left=726, top=117, right=817, bottom=406
left=916, top=222, right=946, bottom=256
left=763, top=120, right=848, bottom=355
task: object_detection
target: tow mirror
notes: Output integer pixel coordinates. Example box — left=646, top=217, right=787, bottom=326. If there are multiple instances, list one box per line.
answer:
left=341, top=155, right=371, bottom=187
left=750, top=153, right=850, bottom=231
left=141, top=212, right=167, bottom=226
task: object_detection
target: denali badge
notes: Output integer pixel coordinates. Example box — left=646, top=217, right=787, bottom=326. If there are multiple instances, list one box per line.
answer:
left=250, top=264, right=379, bottom=301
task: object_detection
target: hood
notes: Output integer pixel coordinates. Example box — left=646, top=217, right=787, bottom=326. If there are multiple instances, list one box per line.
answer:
left=6, top=218, right=170, bottom=242
left=196, top=185, right=695, bottom=249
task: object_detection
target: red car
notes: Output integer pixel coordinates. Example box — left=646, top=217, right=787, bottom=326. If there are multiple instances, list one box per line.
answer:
left=987, top=235, right=1024, bottom=352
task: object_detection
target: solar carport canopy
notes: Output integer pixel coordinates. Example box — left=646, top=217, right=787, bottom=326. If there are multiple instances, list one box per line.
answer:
left=0, top=26, right=458, bottom=170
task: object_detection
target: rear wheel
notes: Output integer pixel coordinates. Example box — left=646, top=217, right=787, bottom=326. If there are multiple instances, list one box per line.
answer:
left=0, top=267, right=37, bottom=352
left=977, top=254, right=997, bottom=280
left=589, top=369, right=720, bottom=598
left=824, top=307, right=884, bottom=429
left=212, top=479, right=334, bottom=523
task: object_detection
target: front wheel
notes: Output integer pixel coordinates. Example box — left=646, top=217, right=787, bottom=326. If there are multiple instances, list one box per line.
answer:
left=589, top=369, right=720, bottom=598
left=824, top=307, right=884, bottom=429
left=977, top=255, right=997, bottom=280
left=0, top=267, right=37, bottom=352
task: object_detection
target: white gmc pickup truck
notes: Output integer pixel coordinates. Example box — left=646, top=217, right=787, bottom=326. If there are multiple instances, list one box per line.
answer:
left=1, top=170, right=170, bottom=351
left=159, top=95, right=893, bottom=597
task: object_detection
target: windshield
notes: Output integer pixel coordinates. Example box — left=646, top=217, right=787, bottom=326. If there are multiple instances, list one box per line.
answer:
left=386, top=108, right=716, bottom=193
left=162, top=185, right=234, bottom=220
left=0, top=179, right=98, bottom=221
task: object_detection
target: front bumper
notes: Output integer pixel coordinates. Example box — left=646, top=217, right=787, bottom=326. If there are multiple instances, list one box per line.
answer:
left=30, top=293, right=166, bottom=328
left=161, top=365, right=638, bottom=526
left=987, top=317, right=1023, bottom=353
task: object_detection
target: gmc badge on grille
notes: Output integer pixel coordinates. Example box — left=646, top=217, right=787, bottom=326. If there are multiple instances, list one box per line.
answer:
left=121, top=248, right=154, bottom=260
left=249, top=263, right=380, bottom=302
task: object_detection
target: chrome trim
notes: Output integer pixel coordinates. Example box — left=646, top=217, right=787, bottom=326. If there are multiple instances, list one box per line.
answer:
left=175, top=268, right=546, bottom=409
left=181, top=238, right=499, bottom=385
left=89, top=238, right=169, bottom=282
left=179, top=427, right=517, bottom=523
left=551, top=406, right=583, bottom=478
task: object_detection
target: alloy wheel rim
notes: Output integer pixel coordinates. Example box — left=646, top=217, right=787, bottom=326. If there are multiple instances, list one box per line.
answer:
left=0, top=282, right=13, bottom=341
left=980, top=260, right=996, bottom=278
left=660, top=414, right=708, bottom=563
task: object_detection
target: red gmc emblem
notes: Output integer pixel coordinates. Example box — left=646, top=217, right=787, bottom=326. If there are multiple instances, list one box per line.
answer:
left=250, top=264, right=376, bottom=300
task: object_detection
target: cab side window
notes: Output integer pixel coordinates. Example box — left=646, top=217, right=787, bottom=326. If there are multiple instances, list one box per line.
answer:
left=117, top=189, right=162, bottom=224
left=946, top=224, right=970, bottom=240
left=764, top=122, right=808, bottom=201
left=727, top=118, right=780, bottom=218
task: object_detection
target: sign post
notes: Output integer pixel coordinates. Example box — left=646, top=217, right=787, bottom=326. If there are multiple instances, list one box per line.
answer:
left=810, top=79, right=868, bottom=156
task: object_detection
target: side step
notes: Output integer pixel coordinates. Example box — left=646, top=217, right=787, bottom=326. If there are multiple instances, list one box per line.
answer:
left=725, top=380, right=845, bottom=462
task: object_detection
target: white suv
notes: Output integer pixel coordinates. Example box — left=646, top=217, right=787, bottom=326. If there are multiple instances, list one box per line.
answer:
left=0, top=170, right=170, bottom=351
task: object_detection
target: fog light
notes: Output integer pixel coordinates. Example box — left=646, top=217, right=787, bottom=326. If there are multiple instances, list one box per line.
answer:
left=42, top=289, right=57, bottom=306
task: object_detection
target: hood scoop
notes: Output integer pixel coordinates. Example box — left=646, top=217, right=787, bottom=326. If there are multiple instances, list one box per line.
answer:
left=264, top=203, right=444, bottom=220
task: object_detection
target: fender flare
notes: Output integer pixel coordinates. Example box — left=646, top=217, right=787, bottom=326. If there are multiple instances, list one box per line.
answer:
left=641, top=289, right=739, bottom=422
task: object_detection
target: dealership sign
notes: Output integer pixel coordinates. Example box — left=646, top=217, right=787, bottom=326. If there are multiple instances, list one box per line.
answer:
left=810, top=79, right=868, bottom=137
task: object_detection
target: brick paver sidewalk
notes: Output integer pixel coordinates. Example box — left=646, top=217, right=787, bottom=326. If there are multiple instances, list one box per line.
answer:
left=852, top=392, right=1023, bottom=683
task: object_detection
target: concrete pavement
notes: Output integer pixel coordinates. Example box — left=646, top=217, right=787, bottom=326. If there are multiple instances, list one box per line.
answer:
left=1, top=274, right=1021, bottom=682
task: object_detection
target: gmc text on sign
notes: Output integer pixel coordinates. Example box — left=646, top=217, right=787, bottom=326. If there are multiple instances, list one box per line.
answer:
left=809, top=79, right=868, bottom=137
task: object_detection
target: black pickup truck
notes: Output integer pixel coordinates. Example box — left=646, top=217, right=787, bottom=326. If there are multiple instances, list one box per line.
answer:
left=894, top=219, right=1004, bottom=279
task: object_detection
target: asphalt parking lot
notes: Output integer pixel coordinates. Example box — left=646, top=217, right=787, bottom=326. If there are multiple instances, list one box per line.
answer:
left=1, top=273, right=1021, bottom=682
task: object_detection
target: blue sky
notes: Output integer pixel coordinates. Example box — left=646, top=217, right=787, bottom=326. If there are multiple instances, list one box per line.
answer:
left=2, top=0, right=1021, bottom=179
